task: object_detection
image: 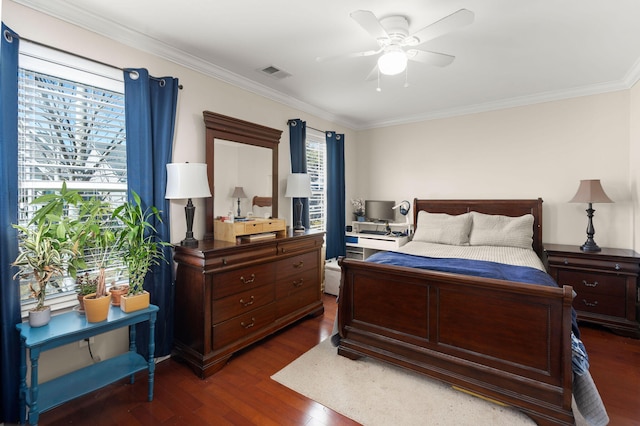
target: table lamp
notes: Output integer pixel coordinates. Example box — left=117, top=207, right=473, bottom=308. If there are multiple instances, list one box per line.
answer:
left=231, top=186, right=247, bottom=217
left=165, top=162, right=212, bottom=247
left=285, top=173, right=312, bottom=233
left=569, top=179, right=613, bottom=252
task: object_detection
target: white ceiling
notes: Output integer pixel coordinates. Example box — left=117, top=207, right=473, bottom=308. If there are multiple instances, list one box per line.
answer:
left=14, top=0, right=640, bottom=130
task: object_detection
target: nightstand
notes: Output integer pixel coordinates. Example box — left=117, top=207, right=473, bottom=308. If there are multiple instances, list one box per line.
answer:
left=545, top=243, right=640, bottom=338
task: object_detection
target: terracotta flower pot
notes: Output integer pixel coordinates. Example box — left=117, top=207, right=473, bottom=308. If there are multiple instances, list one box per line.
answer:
left=120, top=291, right=150, bottom=313
left=77, top=293, right=87, bottom=312
left=83, top=293, right=111, bottom=323
left=109, top=285, right=129, bottom=306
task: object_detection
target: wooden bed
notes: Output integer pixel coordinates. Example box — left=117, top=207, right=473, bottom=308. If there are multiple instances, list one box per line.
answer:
left=337, top=199, right=576, bottom=426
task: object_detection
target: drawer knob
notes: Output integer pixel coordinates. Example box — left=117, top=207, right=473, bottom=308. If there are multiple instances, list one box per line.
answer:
left=240, top=296, right=255, bottom=307
left=222, top=258, right=228, bottom=266
left=582, top=299, right=599, bottom=308
left=614, top=263, right=621, bottom=271
left=293, top=279, right=304, bottom=288
left=281, top=248, right=287, bottom=254
left=563, top=258, right=569, bottom=265
left=240, top=274, right=256, bottom=284
left=582, top=280, right=598, bottom=288
left=241, top=318, right=255, bottom=329
left=294, top=261, right=304, bottom=269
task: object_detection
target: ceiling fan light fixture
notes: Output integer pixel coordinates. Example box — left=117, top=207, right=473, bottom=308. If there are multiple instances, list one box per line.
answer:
left=377, top=46, right=407, bottom=76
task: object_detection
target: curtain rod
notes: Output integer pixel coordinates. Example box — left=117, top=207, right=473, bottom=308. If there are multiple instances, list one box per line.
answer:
left=287, top=119, right=325, bottom=134
left=17, top=34, right=183, bottom=89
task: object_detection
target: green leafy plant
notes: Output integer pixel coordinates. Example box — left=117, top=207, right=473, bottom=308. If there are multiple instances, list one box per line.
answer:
left=75, top=197, right=120, bottom=299
left=114, top=191, right=168, bottom=295
left=12, top=183, right=84, bottom=311
left=75, top=272, right=98, bottom=296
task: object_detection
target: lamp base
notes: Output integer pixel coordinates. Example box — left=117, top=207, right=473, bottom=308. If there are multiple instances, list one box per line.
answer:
left=181, top=237, right=199, bottom=247
left=580, top=240, right=601, bottom=252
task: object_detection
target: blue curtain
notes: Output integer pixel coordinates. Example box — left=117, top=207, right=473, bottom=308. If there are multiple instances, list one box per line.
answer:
left=288, top=119, right=310, bottom=230
left=124, top=69, right=179, bottom=357
left=325, top=132, right=346, bottom=259
left=0, top=23, right=21, bottom=424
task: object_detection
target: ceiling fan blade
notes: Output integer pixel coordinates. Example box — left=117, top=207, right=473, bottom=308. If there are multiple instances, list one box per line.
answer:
left=408, top=9, right=474, bottom=46
left=316, top=48, right=382, bottom=62
left=350, top=10, right=389, bottom=41
left=407, top=49, right=455, bottom=67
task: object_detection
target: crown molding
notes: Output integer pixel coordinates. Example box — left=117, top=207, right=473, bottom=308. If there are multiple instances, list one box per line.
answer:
left=13, top=0, right=640, bottom=132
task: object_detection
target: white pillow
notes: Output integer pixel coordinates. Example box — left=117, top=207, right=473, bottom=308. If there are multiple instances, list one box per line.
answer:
left=469, top=212, right=534, bottom=250
left=413, top=211, right=472, bottom=245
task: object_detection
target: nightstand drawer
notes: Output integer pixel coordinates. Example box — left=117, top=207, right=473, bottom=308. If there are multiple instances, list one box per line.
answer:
left=556, top=270, right=626, bottom=297
left=573, top=293, right=626, bottom=317
left=548, top=255, right=639, bottom=274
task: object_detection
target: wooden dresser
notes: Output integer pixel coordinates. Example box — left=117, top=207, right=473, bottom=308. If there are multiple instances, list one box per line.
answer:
left=546, top=243, right=640, bottom=338
left=172, top=230, right=325, bottom=378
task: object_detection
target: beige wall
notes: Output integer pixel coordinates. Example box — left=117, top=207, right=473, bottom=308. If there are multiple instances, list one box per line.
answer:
left=356, top=91, right=634, bottom=250
left=630, top=80, right=640, bottom=250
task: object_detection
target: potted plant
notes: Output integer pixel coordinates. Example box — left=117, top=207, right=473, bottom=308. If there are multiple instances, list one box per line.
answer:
left=75, top=272, right=97, bottom=313
left=76, top=197, right=121, bottom=322
left=351, top=198, right=365, bottom=221
left=114, top=191, right=168, bottom=313
left=12, top=183, right=84, bottom=327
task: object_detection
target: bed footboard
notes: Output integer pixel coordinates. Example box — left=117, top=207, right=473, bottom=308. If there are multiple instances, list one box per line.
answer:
left=337, top=258, right=575, bottom=426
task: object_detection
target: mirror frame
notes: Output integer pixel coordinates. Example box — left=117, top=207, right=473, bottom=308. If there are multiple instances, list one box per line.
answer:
left=203, top=111, right=282, bottom=240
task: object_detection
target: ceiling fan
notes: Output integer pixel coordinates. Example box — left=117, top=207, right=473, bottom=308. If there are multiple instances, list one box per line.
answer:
left=318, top=9, right=474, bottom=78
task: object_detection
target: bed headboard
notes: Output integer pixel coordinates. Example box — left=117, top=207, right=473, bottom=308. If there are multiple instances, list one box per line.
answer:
left=412, top=198, right=544, bottom=258
left=252, top=196, right=272, bottom=207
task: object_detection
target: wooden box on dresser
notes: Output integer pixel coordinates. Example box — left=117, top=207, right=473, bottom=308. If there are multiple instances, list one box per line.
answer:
left=545, top=243, right=640, bottom=338
left=172, top=230, right=325, bottom=378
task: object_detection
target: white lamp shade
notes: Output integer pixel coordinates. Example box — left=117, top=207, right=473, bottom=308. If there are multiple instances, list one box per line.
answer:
left=165, top=163, right=212, bottom=199
left=378, top=46, right=408, bottom=76
left=285, top=173, right=312, bottom=198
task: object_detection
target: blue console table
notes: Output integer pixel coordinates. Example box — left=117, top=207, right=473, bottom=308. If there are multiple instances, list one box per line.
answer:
left=16, top=304, right=158, bottom=425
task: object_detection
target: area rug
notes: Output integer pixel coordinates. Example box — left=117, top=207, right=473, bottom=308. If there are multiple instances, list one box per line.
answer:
left=272, top=338, right=587, bottom=426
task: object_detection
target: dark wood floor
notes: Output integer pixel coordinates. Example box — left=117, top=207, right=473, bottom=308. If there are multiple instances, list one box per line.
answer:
left=38, top=294, right=640, bottom=425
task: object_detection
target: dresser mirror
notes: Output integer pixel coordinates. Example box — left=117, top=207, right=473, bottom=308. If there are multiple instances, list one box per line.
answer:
left=214, top=140, right=272, bottom=218
left=203, top=111, right=282, bottom=240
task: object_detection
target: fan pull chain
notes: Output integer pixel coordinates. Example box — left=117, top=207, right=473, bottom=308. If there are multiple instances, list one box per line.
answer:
left=404, top=66, right=409, bottom=88
left=376, top=68, right=381, bottom=92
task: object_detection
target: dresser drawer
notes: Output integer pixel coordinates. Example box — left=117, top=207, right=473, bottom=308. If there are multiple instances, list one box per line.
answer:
left=275, top=268, right=319, bottom=299
left=573, top=293, right=626, bottom=317
left=212, top=284, right=275, bottom=324
left=556, top=270, right=626, bottom=297
left=212, top=263, right=276, bottom=299
left=276, top=285, right=319, bottom=318
left=548, top=255, right=639, bottom=274
left=275, top=251, right=318, bottom=279
left=277, top=237, right=321, bottom=255
left=212, top=304, right=276, bottom=350
left=205, top=245, right=277, bottom=270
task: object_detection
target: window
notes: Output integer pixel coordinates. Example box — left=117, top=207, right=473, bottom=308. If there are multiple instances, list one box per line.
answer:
left=306, top=129, right=326, bottom=231
left=17, top=42, right=126, bottom=313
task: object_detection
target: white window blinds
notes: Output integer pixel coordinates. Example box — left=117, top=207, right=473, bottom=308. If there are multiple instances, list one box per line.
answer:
left=17, top=42, right=127, bottom=312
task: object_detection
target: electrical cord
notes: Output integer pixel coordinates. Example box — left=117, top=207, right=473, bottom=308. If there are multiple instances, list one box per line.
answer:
left=85, top=339, right=101, bottom=363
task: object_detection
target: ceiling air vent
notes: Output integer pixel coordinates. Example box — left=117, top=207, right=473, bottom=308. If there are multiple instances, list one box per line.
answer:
left=259, top=65, right=291, bottom=80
